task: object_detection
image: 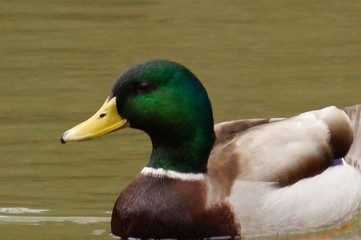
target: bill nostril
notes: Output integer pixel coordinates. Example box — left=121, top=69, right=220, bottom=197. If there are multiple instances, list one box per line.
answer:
left=99, top=113, right=106, bottom=118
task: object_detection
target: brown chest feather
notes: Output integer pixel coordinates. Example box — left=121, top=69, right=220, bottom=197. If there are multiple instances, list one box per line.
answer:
left=111, top=175, right=239, bottom=238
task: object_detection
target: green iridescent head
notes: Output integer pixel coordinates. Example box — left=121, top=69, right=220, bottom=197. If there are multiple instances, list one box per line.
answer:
left=61, top=60, right=215, bottom=173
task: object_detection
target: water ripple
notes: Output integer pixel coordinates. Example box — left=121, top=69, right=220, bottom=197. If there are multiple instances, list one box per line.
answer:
left=0, top=207, right=109, bottom=224
left=0, top=215, right=110, bottom=224
left=0, top=207, right=49, bottom=214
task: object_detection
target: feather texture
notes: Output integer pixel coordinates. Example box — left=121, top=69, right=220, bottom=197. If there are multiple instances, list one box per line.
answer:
left=344, top=104, right=361, bottom=170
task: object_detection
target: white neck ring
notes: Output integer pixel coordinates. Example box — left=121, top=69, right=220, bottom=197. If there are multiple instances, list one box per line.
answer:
left=141, top=167, right=205, bottom=181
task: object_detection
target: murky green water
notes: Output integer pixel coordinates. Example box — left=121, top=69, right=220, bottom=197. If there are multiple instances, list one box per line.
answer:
left=1, top=1, right=361, bottom=239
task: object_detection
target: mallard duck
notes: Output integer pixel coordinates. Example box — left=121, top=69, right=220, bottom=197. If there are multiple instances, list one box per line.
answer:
left=61, top=60, right=361, bottom=239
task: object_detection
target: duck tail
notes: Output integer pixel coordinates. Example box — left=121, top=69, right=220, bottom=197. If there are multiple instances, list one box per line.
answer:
left=344, top=104, right=361, bottom=170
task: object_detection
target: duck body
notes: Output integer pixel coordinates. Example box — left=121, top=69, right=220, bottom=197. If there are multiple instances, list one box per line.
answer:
left=61, top=60, right=361, bottom=238
left=211, top=106, right=361, bottom=237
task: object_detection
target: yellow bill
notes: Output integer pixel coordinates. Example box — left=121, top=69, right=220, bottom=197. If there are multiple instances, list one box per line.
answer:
left=61, top=97, right=129, bottom=143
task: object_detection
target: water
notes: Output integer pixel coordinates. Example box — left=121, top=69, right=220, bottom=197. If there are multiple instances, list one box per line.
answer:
left=1, top=0, right=361, bottom=239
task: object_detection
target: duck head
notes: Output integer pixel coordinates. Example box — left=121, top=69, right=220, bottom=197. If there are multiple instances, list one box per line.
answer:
left=61, top=60, right=215, bottom=173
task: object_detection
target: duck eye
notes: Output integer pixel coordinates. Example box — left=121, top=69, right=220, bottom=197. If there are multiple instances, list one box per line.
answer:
left=137, top=82, right=152, bottom=93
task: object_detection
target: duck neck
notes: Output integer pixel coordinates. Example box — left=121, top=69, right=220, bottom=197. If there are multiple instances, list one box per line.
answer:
left=147, top=127, right=215, bottom=174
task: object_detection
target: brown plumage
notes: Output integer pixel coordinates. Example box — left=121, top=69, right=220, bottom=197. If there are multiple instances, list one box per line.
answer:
left=111, top=175, right=240, bottom=239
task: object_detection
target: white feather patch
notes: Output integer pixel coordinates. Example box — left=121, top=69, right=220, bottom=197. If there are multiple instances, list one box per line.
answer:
left=229, top=164, right=361, bottom=237
left=141, top=167, right=205, bottom=181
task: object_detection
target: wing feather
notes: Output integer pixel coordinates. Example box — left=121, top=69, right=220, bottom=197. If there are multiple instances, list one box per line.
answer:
left=209, top=106, right=354, bottom=189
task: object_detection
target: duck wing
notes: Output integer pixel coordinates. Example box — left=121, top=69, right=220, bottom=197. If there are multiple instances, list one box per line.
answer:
left=344, top=104, right=361, bottom=170
left=214, top=118, right=273, bottom=145
left=209, top=106, right=353, bottom=190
